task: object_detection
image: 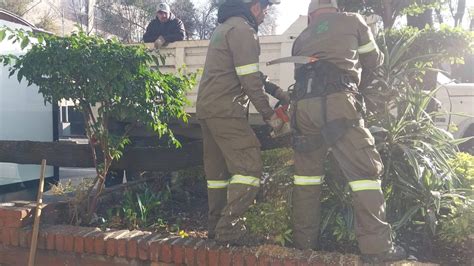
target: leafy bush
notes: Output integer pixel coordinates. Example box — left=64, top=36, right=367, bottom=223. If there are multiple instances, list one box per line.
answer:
left=437, top=194, right=473, bottom=245
left=383, top=25, right=474, bottom=65
left=449, top=152, right=474, bottom=189
left=435, top=153, right=474, bottom=246
left=0, top=28, right=196, bottom=218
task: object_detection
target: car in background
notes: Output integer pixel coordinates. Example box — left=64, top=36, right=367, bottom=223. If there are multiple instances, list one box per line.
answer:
left=435, top=73, right=474, bottom=154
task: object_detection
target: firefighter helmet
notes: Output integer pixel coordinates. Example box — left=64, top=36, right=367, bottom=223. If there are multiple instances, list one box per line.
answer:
left=308, top=0, right=338, bottom=14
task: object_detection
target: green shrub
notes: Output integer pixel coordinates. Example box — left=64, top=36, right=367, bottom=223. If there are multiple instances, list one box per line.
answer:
left=435, top=152, right=474, bottom=246
left=449, top=152, right=474, bottom=189
left=437, top=195, right=474, bottom=245
left=0, top=28, right=196, bottom=219
left=245, top=201, right=292, bottom=246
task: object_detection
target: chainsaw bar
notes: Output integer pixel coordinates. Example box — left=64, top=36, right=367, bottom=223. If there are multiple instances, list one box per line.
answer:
left=266, top=56, right=318, bottom=66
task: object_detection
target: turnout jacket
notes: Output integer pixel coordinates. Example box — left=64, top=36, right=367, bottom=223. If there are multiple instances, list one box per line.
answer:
left=196, top=16, right=273, bottom=120
left=292, top=12, right=383, bottom=85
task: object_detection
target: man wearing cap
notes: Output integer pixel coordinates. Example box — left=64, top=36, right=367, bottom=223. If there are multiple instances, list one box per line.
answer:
left=196, top=0, right=286, bottom=245
left=288, top=0, right=407, bottom=263
left=143, top=3, right=185, bottom=48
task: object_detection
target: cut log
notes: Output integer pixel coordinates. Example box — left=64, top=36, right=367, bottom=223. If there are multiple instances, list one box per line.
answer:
left=0, top=129, right=289, bottom=171
left=0, top=140, right=203, bottom=171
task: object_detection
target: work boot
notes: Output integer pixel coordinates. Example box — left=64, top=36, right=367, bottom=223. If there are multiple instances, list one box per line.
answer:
left=361, top=245, right=407, bottom=264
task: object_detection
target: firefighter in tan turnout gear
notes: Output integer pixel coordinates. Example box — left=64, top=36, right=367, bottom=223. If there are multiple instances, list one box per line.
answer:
left=288, top=0, right=407, bottom=263
left=196, top=0, right=287, bottom=244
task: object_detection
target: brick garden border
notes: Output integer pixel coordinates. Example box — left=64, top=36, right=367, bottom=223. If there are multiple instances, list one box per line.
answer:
left=0, top=201, right=442, bottom=266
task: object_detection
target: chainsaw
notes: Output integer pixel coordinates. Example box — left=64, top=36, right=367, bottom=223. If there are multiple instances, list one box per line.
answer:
left=270, top=103, right=291, bottom=138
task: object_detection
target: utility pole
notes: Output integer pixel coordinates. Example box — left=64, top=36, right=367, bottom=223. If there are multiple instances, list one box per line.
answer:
left=87, top=0, right=96, bottom=34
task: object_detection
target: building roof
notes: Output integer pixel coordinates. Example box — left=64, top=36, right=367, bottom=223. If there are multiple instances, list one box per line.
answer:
left=0, top=8, right=37, bottom=28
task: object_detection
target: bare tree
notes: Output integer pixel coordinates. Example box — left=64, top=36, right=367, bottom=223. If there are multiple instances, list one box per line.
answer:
left=95, top=0, right=159, bottom=42
left=194, top=0, right=218, bottom=40
left=448, top=0, right=466, bottom=27
left=259, top=5, right=278, bottom=35
left=68, top=0, right=88, bottom=29
left=35, top=10, right=60, bottom=32
left=0, top=0, right=34, bottom=16
left=170, top=0, right=198, bottom=39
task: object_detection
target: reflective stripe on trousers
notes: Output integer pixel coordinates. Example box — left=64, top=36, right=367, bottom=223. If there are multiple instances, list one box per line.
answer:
left=229, top=175, right=260, bottom=187
left=293, top=175, right=323, bottom=186
left=349, top=179, right=381, bottom=191
left=207, top=180, right=229, bottom=189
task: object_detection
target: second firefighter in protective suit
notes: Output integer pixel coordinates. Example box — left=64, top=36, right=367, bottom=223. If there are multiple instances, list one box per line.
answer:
left=288, top=0, right=407, bottom=263
left=196, top=0, right=288, bottom=245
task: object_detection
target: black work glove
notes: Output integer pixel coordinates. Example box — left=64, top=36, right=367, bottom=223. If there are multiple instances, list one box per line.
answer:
left=262, top=74, right=290, bottom=105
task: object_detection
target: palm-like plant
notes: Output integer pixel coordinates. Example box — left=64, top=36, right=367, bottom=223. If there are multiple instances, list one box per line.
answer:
left=361, top=30, right=473, bottom=253
left=322, top=29, right=472, bottom=255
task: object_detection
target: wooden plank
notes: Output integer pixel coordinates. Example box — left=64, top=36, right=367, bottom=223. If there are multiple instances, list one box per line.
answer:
left=0, top=127, right=289, bottom=171
left=0, top=140, right=203, bottom=171
left=0, top=140, right=95, bottom=167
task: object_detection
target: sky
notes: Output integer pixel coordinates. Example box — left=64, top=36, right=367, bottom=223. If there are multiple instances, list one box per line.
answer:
left=274, top=0, right=310, bottom=34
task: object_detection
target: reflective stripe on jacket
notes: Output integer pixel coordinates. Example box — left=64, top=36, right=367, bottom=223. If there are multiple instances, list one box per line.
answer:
left=196, top=17, right=274, bottom=120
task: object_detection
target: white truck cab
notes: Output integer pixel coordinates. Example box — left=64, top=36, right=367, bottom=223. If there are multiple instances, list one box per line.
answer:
left=0, top=9, right=58, bottom=199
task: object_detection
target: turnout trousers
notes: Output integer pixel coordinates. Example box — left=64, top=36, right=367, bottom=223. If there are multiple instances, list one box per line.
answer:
left=199, top=118, right=263, bottom=241
left=292, top=91, right=392, bottom=254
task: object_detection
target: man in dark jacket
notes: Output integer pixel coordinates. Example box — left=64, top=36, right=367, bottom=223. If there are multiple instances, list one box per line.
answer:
left=143, top=3, right=186, bottom=48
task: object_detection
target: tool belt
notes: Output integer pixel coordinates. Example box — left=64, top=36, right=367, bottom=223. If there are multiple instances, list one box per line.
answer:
left=291, top=118, right=364, bottom=152
left=291, top=60, right=357, bottom=102
left=290, top=60, right=364, bottom=152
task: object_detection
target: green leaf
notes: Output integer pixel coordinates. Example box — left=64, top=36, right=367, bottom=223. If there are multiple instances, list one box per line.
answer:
left=17, top=68, right=23, bottom=83
left=0, top=29, right=6, bottom=42
left=20, top=37, right=29, bottom=50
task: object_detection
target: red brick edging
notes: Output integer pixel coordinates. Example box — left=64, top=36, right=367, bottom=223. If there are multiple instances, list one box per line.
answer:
left=0, top=201, right=440, bottom=266
left=0, top=201, right=364, bottom=265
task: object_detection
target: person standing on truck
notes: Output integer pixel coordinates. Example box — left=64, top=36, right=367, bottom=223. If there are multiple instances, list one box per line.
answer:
left=196, top=0, right=288, bottom=245
left=288, top=0, right=407, bottom=263
left=143, top=3, right=186, bottom=48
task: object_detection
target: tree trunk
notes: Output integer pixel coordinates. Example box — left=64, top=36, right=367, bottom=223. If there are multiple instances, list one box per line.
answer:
left=407, top=8, right=437, bottom=112
left=454, top=0, right=466, bottom=27
left=382, top=0, right=395, bottom=29
left=407, top=9, right=433, bottom=29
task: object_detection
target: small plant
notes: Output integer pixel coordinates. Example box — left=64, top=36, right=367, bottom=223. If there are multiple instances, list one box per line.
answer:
left=245, top=201, right=292, bottom=246
left=50, top=179, right=75, bottom=195
left=106, top=183, right=169, bottom=229
left=178, top=230, right=189, bottom=238
left=330, top=213, right=357, bottom=244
